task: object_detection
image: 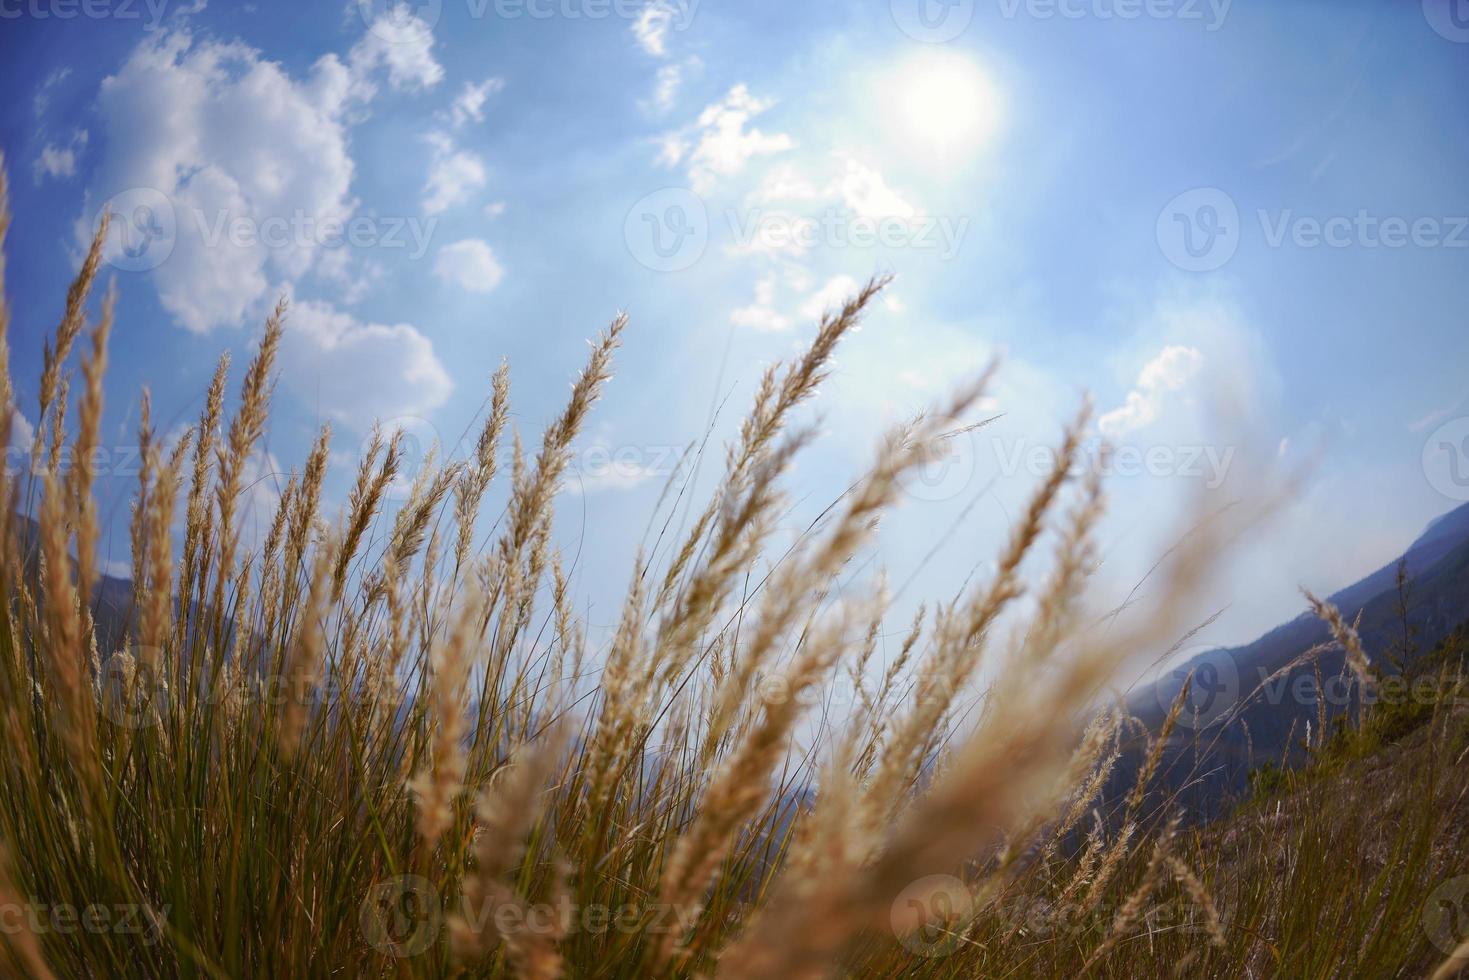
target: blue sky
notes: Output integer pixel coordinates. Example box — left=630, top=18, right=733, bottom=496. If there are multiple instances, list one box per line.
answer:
left=1, top=0, right=1467, bottom=656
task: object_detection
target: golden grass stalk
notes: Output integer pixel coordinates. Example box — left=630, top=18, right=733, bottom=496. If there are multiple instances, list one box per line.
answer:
left=179, top=353, right=229, bottom=640
left=454, top=361, right=511, bottom=574
left=1304, top=588, right=1375, bottom=721
left=408, top=583, right=483, bottom=847
left=210, top=300, right=285, bottom=624
left=279, top=532, right=335, bottom=758
left=451, top=732, right=565, bottom=972
left=36, top=212, right=108, bottom=469
left=66, top=281, right=113, bottom=610
left=4, top=175, right=1379, bottom=980
left=1082, top=815, right=1179, bottom=969
left=0, top=847, right=56, bottom=980
left=334, top=423, right=401, bottom=601
left=1431, top=939, right=1469, bottom=980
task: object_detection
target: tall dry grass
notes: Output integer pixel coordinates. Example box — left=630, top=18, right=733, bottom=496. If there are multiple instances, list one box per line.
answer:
left=0, top=158, right=1465, bottom=979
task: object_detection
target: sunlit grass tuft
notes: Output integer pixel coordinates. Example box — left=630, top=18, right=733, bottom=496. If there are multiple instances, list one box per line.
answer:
left=0, top=157, right=1464, bottom=978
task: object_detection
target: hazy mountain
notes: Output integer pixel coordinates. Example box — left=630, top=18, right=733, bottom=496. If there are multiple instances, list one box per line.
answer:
left=1116, top=500, right=1469, bottom=820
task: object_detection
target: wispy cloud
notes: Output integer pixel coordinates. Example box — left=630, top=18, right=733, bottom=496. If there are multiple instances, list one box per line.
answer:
left=422, top=131, right=487, bottom=215
left=434, top=238, right=504, bottom=293
left=1099, top=346, right=1204, bottom=438
left=33, top=130, right=88, bottom=184
left=662, top=85, right=793, bottom=193
left=448, top=77, right=504, bottom=128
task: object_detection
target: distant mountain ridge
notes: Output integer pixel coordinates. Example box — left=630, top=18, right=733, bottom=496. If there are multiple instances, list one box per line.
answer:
left=1117, top=500, right=1469, bottom=819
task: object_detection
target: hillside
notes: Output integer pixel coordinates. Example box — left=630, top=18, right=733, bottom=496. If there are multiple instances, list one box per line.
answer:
left=1118, top=500, right=1469, bottom=819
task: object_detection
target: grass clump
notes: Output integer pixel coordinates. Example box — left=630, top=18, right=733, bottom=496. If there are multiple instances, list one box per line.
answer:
left=0, top=158, right=1466, bottom=979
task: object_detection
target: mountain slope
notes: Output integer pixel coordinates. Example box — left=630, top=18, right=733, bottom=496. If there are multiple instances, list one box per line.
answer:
left=1118, top=500, right=1469, bottom=819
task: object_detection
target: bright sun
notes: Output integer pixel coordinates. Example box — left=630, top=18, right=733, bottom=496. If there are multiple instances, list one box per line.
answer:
left=881, top=51, right=1003, bottom=164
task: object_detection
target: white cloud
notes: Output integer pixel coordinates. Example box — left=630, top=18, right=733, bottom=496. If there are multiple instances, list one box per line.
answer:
left=483, top=201, right=507, bottom=219
left=669, top=85, right=793, bottom=193
left=316, top=248, right=383, bottom=304
left=632, top=1, right=675, bottom=56
left=800, top=274, right=862, bottom=320
left=726, top=264, right=818, bottom=331
left=434, top=238, right=504, bottom=293
left=449, top=77, right=504, bottom=127
left=422, top=130, right=487, bottom=215
left=347, top=13, right=444, bottom=95
left=1138, top=345, right=1203, bottom=392
left=33, top=130, right=88, bottom=184
left=8, top=412, right=35, bottom=455
left=834, top=158, right=916, bottom=221
left=748, top=162, right=821, bottom=204
left=1098, top=345, right=1204, bottom=438
left=730, top=275, right=790, bottom=332
left=89, top=30, right=363, bottom=333
left=747, top=155, right=918, bottom=222
left=80, top=22, right=458, bottom=426
left=33, top=67, right=71, bottom=117
left=731, top=155, right=922, bottom=260
left=651, top=63, right=684, bottom=112
left=85, top=17, right=447, bottom=334
left=656, top=133, right=689, bottom=168
left=279, top=299, right=452, bottom=427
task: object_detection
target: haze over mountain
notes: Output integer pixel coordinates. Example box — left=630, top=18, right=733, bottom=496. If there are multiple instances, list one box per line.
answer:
left=1120, top=500, right=1469, bottom=818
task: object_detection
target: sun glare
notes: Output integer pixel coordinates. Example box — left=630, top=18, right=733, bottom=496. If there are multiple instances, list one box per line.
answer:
left=881, top=51, right=1003, bottom=164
